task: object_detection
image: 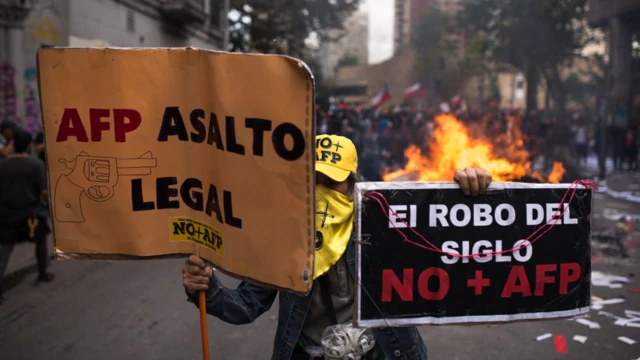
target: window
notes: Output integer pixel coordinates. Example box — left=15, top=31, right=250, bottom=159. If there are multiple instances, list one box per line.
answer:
left=335, top=85, right=368, bottom=96
left=126, top=9, right=135, bottom=33
left=210, top=0, right=223, bottom=28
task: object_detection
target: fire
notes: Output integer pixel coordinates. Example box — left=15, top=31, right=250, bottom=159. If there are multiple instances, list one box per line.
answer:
left=383, top=114, right=566, bottom=183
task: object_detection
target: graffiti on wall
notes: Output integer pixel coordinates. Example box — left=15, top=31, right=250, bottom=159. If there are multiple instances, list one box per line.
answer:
left=19, top=0, right=66, bottom=133
left=23, top=67, right=39, bottom=132
left=23, top=67, right=41, bottom=132
left=27, top=0, right=63, bottom=47
left=29, top=16, right=62, bottom=45
left=0, top=64, right=17, bottom=121
left=23, top=85, right=40, bottom=134
left=24, top=67, right=38, bottom=83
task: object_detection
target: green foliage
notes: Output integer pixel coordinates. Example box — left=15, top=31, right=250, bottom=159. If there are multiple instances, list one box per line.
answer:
left=336, top=54, right=359, bottom=69
left=412, top=7, right=466, bottom=100
left=460, top=0, right=591, bottom=67
left=228, top=0, right=361, bottom=60
left=459, top=0, right=596, bottom=113
left=564, top=54, right=607, bottom=110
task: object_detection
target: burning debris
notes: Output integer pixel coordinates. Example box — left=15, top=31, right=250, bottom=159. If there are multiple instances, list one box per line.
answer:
left=383, top=114, right=566, bottom=183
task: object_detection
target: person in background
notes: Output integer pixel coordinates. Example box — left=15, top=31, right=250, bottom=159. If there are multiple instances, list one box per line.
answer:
left=0, top=130, right=54, bottom=304
left=624, top=124, right=638, bottom=171
left=573, top=118, right=588, bottom=166
left=33, top=131, right=53, bottom=263
left=610, top=124, right=626, bottom=172
left=34, top=131, right=46, bottom=164
left=0, top=120, right=17, bottom=158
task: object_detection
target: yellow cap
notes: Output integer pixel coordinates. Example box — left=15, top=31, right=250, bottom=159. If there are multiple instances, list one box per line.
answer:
left=315, top=134, right=358, bottom=182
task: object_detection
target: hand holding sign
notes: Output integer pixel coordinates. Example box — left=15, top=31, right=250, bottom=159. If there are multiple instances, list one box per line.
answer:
left=355, top=181, right=594, bottom=327
left=182, top=255, right=214, bottom=295
left=453, top=167, right=493, bottom=196
left=38, top=47, right=315, bottom=294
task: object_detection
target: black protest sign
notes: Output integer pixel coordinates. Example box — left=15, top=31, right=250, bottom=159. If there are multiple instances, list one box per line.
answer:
left=355, top=182, right=593, bottom=327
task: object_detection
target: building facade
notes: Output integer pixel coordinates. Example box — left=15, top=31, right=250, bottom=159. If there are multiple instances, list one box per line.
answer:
left=334, top=47, right=419, bottom=106
left=588, top=0, right=640, bottom=123
left=393, top=0, right=460, bottom=54
left=317, top=10, right=368, bottom=82
left=0, top=0, right=229, bottom=134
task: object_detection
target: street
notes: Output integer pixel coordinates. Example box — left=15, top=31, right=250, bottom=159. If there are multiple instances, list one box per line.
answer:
left=1, top=177, right=639, bottom=360
left=2, top=0, right=639, bottom=358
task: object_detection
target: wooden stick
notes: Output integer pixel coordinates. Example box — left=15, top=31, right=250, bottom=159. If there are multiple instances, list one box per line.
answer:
left=199, top=290, right=210, bottom=360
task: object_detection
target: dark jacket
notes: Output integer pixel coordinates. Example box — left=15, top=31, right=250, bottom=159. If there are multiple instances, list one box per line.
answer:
left=188, top=235, right=428, bottom=360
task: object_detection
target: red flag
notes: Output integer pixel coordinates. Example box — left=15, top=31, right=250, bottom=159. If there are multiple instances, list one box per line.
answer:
left=370, top=85, right=391, bottom=110
left=403, top=83, right=427, bottom=101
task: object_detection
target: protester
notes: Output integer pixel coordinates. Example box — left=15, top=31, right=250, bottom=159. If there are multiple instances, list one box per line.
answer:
left=0, top=120, right=17, bottom=158
left=182, top=134, right=493, bottom=360
left=33, top=131, right=53, bottom=259
left=573, top=118, right=588, bottom=166
left=609, top=124, right=626, bottom=171
left=34, top=131, right=46, bottom=164
left=624, top=124, right=638, bottom=171
left=0, top=129, right=54, bottom=304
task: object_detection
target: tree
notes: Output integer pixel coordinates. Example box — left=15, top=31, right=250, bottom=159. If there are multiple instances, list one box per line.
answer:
left=336, top=54, right=359, bottom=69
left=459, top=0, right=595, bottom=117
left=228, top=0, right=361, bottom=60
left=564, top=54, right=607, bottom=112
left=412, top=7, right=466, bottom=102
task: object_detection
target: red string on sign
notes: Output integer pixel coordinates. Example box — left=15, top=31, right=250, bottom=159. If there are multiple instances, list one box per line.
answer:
left=363, top=180, right=598, bottom=259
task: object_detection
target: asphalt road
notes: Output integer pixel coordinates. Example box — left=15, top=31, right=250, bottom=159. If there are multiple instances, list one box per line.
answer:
left=1, top=190, right=639, bottom=360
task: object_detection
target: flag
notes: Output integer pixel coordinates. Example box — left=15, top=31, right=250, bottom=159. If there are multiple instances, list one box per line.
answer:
left=403, top=82, right=427, bottom=102
left=370, top=85, right=391, bottom=110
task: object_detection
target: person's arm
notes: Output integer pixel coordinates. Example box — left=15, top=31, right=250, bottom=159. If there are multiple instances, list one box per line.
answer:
left=183, top=256, right=277, bottom=325
left=0, top=140, right=12, bottom=158
left=187, top=277, right=278, bottom=325
left=35, top=160, right=49, bottom=202
left=34, top=132, right=45, bottom=155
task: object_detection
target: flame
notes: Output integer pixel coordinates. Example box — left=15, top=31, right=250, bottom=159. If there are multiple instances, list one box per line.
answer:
left=547, top=162, right=566, bottom=184
left=383, top=114, right=566, bottom=183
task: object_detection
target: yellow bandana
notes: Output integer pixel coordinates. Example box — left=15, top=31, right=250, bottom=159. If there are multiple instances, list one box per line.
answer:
left=314, top=184, right=354, bottom=279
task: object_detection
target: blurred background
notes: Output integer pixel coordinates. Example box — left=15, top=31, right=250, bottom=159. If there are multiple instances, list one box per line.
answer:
left=2, top=0, right=640, bottom=183
left=1, top=1, right=640, bottom=359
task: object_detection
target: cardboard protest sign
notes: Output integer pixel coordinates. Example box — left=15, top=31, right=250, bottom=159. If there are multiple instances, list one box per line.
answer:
left=37, top=47, right=315, bottom=294
left=355, top=182, right=593, bottom=327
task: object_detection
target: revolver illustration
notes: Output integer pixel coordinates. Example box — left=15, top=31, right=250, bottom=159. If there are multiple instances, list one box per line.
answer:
left=54, top=151, right=157, bottom=223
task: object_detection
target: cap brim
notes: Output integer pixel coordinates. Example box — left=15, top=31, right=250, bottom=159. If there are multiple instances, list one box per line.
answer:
left=316, top=162, right=351, bottom=182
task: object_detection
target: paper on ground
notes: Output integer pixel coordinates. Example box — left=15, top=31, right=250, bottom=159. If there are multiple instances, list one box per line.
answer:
left=608, top=309, right=640, bottom=327
left=615, top=319, right=629, bottom=326
left=575, top=318, right=601, bottom=329
left=592, top=298, right=626, bottom=306
left=572, top=335, right=587, bottom=344
left=625, top=310, right=640, bottom=318
left=599, top=311, right=623, bottom=320
left=536, top=333, right=552, bottom=341
left=618, top=336, right=637, bottom=345
left=591, top=271, right=630, bottom=287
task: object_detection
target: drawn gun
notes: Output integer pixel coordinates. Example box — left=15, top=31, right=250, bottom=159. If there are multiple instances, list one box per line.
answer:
left=54, top=151, right=157, bottom=223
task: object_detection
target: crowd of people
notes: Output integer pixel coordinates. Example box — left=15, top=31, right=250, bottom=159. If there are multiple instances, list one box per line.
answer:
left=0, top=100, right=637, bottom=304
left=0, top=120, right=54, bottom=304
left=317, top=100, right=640, bottom=181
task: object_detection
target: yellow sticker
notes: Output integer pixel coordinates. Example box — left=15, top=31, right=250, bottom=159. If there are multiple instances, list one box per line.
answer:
left=169, top=217, right=224, bottom=257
